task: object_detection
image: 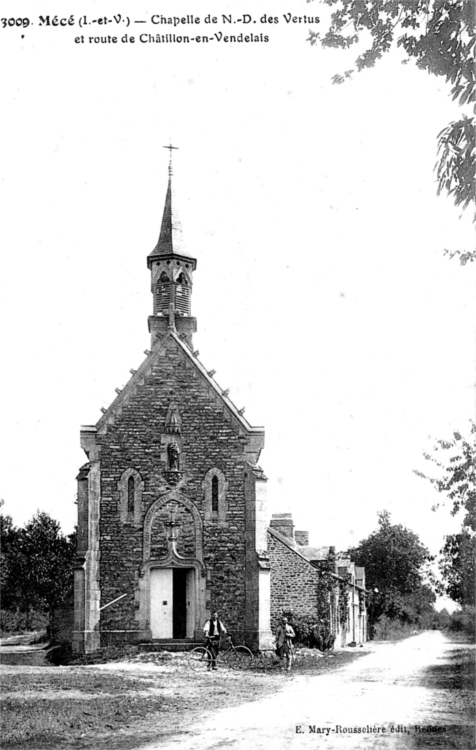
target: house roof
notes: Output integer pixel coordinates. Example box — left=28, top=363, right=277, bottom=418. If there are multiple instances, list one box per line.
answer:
left=268, top=527, right=367, bottom=592
left=268, top=526, right=334, bottom=566
left=299, top=546, right=332, bottom=562
left=267, top=526, right=321, bottom=567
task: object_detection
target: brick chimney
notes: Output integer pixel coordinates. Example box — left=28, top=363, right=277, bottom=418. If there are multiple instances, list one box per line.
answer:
left=294, top=530, right=309, bottom=546
left=269, top=513, right=294, bottom=539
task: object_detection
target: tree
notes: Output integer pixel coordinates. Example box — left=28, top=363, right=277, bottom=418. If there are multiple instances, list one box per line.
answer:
left=18, top=512, right=76, bottom=620
left=309, top=0, right=476, bottom=256
left=439, top=529, right=475, bottom=606
left=0, top=509, right=76, bottom=630
left=349, top=510, right=434, bottom=630
left=0, top=508, right=19, bottom=600
left=399, top=584, right=437, bottom=629
left=415, top=421, right=476, bottom=607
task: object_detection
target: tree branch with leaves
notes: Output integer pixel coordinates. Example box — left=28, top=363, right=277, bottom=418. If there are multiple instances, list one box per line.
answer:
left=310, top=0, right=476, bottom=260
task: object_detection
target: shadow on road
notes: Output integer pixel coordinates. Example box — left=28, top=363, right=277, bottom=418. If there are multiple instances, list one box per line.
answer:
left=421, top=645, right=475, bottom=691
left=411, top=639, right=475, bottom=749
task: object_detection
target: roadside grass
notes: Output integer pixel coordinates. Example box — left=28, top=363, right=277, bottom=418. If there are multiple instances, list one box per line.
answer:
left=2, top=691, right=169, bottom=748
left=0, top=648, right=365, bottom=749
left=373, top=617, right=424, bottom=641
left=253, top=646, right=367, bottom=674
left=423, top=646, right=476, bottom=692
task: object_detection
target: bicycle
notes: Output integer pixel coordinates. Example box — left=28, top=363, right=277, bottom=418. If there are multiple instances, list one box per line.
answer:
left=188, top=634, right=253, bottom=672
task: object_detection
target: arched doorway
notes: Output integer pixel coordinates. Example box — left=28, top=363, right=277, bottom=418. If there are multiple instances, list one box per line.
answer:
left=139, top=492, right=205, bottom=640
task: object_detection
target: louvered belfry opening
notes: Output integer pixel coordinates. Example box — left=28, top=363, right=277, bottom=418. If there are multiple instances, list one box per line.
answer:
left=155, top=270, right=191, bottom=316
left=155, top=271, right=172, bottom=314
left=175, top=272, right=191, bottom=315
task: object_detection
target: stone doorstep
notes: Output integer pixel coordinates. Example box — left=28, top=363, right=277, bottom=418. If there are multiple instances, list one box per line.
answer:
left=139, top=639, right=204, bottom=652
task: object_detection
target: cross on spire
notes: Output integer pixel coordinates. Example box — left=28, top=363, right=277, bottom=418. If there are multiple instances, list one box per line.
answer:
left=163, top=143, right=179, bottom=176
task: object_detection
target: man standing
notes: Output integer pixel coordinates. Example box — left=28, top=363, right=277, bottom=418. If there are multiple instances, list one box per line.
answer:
left=203, top=611, right=227, bottom=670
left=275, top=616, right=296, bottom=671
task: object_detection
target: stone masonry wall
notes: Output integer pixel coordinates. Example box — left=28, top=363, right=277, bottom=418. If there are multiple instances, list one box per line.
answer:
left=268, top=530, right=324, bottom=633
left=96, top=336, right=250, bottom=641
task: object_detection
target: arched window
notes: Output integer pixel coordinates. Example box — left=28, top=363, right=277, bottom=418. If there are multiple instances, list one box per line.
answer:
left=127, top=476, right=135, bottom=514
left=203, top=468, right=228, bottom=521
left=118, top=468, right=144, bottom=525
left=211, top=476, right=219, bottom=513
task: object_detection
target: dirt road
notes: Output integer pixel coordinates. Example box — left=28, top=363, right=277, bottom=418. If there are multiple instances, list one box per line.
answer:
left=142, top=632, right=474, bottom=750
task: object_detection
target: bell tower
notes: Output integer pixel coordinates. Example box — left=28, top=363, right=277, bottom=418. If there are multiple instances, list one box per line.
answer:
left=147, top=146, right=197, bottom=349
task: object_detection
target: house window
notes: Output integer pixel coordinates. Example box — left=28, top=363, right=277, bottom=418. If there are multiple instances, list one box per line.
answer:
left=211, top=476, right=219, bottom=513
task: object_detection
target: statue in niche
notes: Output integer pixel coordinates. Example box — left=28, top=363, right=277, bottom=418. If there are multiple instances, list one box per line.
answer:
left=167, top=440, right=180, bottom=471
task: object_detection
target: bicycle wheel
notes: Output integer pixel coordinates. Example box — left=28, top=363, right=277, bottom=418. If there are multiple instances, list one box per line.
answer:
left=188, top=646, right=212, bottom=672
left=222, top=645, right=253, bottom=670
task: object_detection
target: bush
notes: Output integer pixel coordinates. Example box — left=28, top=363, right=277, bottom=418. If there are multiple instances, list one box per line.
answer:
left=281, top=612, right=335, bottom=651
left=373, top=615, right=419, bottom=641
left=449, top=608, right=475, bottom=640
left=0, top=608, right=48, bottom=634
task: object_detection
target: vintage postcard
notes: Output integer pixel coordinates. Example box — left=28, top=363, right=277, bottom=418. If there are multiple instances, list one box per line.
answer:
left=1, top=1, right=474, bottom=748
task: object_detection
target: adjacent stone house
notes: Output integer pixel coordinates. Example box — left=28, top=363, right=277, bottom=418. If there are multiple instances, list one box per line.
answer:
left=73, top=161, right=366, bottom=653
left=268, top=513, right=367, bottom=649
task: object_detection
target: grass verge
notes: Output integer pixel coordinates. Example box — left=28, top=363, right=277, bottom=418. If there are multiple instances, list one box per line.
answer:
left=0, top=648, right=365, bottom=749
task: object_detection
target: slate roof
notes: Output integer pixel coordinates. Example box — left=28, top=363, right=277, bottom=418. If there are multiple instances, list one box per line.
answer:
left=147, top=173, right=193, bottom=262
left=299, top=546, right=332, bottom=562
left=267, top=526, right=321, bottom=567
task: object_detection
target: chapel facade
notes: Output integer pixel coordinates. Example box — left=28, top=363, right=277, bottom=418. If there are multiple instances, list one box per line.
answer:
left=72, top=159, right=367, bottom=655
left=73, top=159, right=273, bottom=653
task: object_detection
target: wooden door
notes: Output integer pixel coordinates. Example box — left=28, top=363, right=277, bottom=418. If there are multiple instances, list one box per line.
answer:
left=150, top=569, right=173, bottom=638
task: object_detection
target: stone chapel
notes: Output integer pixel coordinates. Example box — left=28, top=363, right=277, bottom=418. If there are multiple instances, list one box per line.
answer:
left=72, top=157, right=367, bottom=655
left=73, top=158, right=274, bottom=653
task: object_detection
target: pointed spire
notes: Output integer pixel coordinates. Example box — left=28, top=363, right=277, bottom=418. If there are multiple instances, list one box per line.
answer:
left=149, top=145, right=191, bottom=259
left=147, top=145, right=197, bottom=349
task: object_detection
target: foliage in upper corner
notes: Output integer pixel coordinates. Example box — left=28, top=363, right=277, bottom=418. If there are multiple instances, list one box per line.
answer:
left=309, top=0, right=476, bottom=229
left=436, top=116, right=475, bottom=215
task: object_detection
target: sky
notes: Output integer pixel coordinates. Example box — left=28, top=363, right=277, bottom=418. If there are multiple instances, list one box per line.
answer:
left=1, top=0, right=474, bottom=610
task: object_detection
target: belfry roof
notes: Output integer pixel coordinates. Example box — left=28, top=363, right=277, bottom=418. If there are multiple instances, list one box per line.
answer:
left=148, top=173, right=193, bottom=262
